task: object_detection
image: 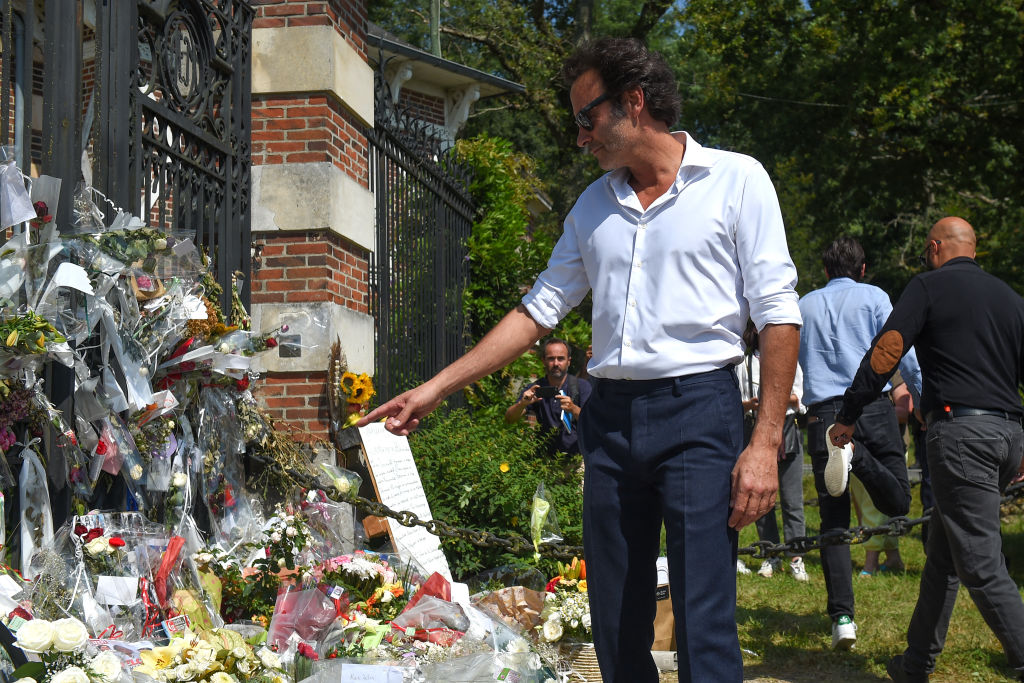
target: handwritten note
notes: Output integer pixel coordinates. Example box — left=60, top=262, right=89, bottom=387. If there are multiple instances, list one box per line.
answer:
left=339, top=663, right=404, bottom=682
left=358, top=423, right=451, bottom=580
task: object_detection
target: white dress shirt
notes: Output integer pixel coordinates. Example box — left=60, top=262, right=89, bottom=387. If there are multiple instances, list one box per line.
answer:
left=737, top=353, right=805, bottom=417
left=523, top=132, right=801, bottom=380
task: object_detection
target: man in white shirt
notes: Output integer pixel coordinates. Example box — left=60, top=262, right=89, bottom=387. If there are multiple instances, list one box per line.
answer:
left=360, top=37, right=801, bottom=683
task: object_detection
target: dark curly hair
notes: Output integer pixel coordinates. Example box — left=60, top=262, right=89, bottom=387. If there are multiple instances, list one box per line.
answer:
left=822, top=236, right=865, bottom=281
left=562, top=37, right=682, bottom=128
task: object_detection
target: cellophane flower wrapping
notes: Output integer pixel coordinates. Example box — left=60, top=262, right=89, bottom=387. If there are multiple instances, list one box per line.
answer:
left=298, top=488, right=359, bottom=562
left=198, top=388, right=261, bottom=548
left=266, top=585, right=338, bottom=653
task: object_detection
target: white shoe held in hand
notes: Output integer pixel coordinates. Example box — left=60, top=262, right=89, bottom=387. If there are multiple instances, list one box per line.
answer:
left=824, top=423, right=853, bottom=497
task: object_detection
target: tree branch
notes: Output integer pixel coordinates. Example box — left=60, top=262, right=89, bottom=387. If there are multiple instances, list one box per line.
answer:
left=630, top=0, right=673, bottom=40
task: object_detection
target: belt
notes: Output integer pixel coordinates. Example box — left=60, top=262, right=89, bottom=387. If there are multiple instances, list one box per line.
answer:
left=925, top=405, right=1019, bottom=427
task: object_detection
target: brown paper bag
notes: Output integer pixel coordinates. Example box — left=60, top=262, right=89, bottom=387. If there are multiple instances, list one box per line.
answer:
left=652, top=583, right=675, bottom=651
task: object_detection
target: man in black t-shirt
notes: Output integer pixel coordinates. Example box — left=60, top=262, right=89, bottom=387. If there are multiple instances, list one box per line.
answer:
left=830, top=217, right=1024, bottom=682
left=505, top=338, right=592, bottom=456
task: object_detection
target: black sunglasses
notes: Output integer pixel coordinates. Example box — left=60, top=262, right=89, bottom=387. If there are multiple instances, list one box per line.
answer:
left=919, top=239, right=941, bottom=267
left=574, top=93, right=613, bottom=130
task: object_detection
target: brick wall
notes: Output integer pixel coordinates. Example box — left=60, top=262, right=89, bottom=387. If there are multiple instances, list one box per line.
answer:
left=251, top=0, right=372, bottom=441
left=251, top=95, right=369, bottom=188
left=252, top=0, right=367, bottom=60
left=258, top=372, right=331, bottom=438
left=399, top=89, right=445, bottom=128
left=251, top=230, right=370, bottom=313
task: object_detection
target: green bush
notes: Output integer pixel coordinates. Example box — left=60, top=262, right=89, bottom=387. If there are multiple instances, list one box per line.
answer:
left=409, top=408, right=583, bottom=580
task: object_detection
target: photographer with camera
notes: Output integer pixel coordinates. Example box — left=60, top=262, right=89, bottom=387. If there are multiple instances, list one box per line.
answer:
left=506, top=338, right=592, bottom=456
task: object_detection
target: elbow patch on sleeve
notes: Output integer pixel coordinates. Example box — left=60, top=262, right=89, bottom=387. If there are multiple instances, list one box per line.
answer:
left=870, top=330, right=904, bottom=375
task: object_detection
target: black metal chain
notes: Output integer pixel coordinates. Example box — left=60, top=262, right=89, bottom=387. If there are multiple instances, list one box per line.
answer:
left=250, top=452, right=1024, bottom=562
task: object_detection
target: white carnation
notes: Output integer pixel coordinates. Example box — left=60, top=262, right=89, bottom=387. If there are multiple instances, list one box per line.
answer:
left=209, top=672, right=237, bottom=683
left=270, top=531, right=282, bottom=543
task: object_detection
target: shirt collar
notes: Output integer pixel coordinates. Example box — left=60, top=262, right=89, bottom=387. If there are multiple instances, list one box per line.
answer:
left=607, top=131, right=716, bottom=205
left=825, top=277, right=857, bottom=287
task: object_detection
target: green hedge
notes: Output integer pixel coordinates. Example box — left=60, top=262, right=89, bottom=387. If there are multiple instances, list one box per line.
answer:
left=409, top=408, right=584, bottom=580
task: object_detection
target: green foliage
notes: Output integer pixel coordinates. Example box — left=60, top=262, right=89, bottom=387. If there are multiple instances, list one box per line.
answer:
left=454, top=136, right=593, bottom=420
left=408, top=408, right=584, bottom=580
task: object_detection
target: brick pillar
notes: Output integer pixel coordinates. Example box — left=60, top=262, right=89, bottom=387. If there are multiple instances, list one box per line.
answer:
left=249, top=0, right=374, bottom=441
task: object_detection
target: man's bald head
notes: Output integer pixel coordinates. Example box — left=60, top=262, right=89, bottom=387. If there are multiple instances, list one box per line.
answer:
left=926, top=216, right=976, bottom=267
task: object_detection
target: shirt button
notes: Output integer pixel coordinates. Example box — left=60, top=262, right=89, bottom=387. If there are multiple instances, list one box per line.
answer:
left=639, top=222, right=647, bottom=230
left=624, top=340, right=632, bottom=348
left=630, top=300, right=637, bottom=308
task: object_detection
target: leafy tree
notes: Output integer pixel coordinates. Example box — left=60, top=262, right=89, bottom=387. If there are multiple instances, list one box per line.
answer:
left=454, top=136, right=591, bottom=420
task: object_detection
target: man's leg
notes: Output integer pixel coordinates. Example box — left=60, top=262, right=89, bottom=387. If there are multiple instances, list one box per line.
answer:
left=850, top=397, right=911, bottom=517
left=658, top=371, right=743, bottom=682
left=901, top=488, right=960, bottom=675
left=808, top=408, right=856, bottom=622
left=777, top=448, right=807, bottom=545
left=580, top=381, right=664, bottom=683
left=915, top=417, right=1024, bottom=672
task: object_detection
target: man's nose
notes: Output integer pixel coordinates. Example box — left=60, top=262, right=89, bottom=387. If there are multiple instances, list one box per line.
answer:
left=576, top=126, right=591, bottom=148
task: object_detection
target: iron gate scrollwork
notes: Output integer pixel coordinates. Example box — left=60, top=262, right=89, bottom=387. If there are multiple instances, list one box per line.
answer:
left=0, top=0, right=253, bottom=312
left=367, top=69, right=475, bottom=405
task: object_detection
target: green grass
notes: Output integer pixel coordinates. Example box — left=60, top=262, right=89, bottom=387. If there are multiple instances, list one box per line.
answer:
left=732, top=472, right=1024, bottom=682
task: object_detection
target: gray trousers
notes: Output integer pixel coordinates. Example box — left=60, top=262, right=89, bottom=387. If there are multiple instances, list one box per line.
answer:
left=903, top=415, right=1024, bottom=677
left=754, top=417, right=806, bottom=553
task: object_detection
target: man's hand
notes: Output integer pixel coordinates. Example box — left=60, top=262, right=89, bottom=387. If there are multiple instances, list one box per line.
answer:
left=356, top=383, right=445, bottom=436
left=521, top=384, right=541, bottom=403
left=728, top=444, right=778, bottom=529
left=556, top=393, right=579, bottom=417
left=830, top=421, right=855, bottom=447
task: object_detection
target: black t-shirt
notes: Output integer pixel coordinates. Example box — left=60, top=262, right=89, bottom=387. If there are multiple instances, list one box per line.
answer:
left=839, top=257, right=1024, bottom=423
left=519, top=376, right=593, bottom=455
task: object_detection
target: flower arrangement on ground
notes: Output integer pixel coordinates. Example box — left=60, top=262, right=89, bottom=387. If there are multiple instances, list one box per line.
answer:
left=134, top=627, right=291, bottom=683
left=537, top=558, right=591, bottom=643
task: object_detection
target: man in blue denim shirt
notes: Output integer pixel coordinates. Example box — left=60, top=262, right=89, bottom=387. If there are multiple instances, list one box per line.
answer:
left=799, top=236, right=922, bottom=650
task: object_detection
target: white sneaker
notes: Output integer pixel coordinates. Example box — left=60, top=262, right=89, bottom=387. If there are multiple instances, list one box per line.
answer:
left=824, top=423, right=853, bottom=496
left=736, top=559, right=752, bottom=575
left=831, top=615, right=857, bottom=650
left=789, top=556, right=810, bottom=582
left=757, top=558, right=781, bottom=578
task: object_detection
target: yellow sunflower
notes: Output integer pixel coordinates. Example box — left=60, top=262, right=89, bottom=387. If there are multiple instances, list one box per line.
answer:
left=348, top=373, right=375, bottom=404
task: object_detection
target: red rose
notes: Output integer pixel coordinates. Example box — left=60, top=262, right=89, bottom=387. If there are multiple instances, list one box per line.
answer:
left=74, top=524, right=88, bottom=537
left=33, top=201, right=48, bottom=217
left=95, top=440, right=108, bottom=456
left=84, top=528, right=104, bottom=542
left=236, top=377, right=250, bottom=391
left=109, top=537, right=126, bottom=547
left=297, top=642, right=319, bottom=660
left=266, top=337, right=278, bottom=348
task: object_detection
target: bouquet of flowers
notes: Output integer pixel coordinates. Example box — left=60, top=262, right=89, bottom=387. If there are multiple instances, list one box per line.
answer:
left=134, top=627, right=292, bottom=683
left=537, top=558, right=590, bottom=644
left=318, top=550, right=416, bottom=624
left=12, top=616, right=127, bottom=682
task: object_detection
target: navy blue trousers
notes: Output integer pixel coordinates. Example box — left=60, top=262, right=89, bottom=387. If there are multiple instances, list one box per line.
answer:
left=580, top=369, right=744, bottom=683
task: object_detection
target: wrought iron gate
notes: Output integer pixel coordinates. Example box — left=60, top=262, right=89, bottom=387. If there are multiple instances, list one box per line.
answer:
left=367, top=74, right=474, bottom=405
left=0, top=0, right=253, bottom=311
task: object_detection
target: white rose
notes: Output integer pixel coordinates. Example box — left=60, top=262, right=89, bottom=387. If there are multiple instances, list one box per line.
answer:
left=236, top=658, right=255, bottom=675
left=173, top=664, right=197, bottom=681
left=582, top=613, right=591, bottom=629
left=91, top=650, right=124, bottom=682
left=270, top=531, right=282, bottom=543
left=85, top=536, right=110, bottom=556
left=172, top=472, right=188, bottom=488
left=504, top=637, right=530, bottom=654
left=218, top=343, right=230, bottom=353
left=333, top=477, right=350, bottom=494
left=380, top=590, right=393, bottom=603
left=155, top=239, right=168, bottom=250
left=51, top=618, right=89, bottom=652
left=541, top=617, right=563, bottom=643
left=18, top=678, right=38, bottom=683
left=230, top=646, right=248, bottom=659
left=277, top=558, right=286, bottom=568
left=258, top=648, right=281, bottom=669
left=50, top=667, right=91, bottom=683
left=285, top=515, right=294, bottom=523
left=286, top=526, right=297, bottom=537
left=209, top=673, right=237, bottom=683
left=15, top=618, right=55, bottom=652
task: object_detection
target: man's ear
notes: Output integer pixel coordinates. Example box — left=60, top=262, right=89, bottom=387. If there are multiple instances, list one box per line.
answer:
left=860, top=263, right=866, bottom=279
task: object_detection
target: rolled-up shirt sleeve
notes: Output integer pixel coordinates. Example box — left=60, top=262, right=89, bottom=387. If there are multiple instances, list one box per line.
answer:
left=735, top=162, right=801, bottom=330
left=522, top=215, right=591, bottom=330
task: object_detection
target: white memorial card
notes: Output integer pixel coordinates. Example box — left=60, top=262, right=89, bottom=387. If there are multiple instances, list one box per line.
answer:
left=358, top=423, right=451, bottom=580
left=339, top=664, right=404, bottom=683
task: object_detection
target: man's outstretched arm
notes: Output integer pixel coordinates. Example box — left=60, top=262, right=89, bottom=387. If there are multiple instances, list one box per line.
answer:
left=357, top=305, right=551, bottom=435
